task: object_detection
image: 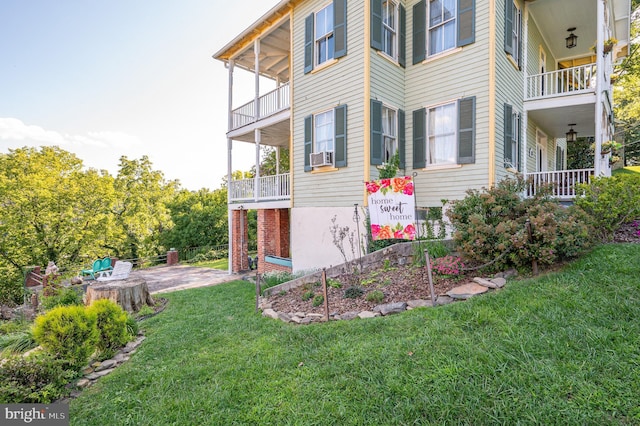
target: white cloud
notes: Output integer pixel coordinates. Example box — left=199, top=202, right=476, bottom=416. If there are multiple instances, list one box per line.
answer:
left=0, top=117, right=141, bottom=150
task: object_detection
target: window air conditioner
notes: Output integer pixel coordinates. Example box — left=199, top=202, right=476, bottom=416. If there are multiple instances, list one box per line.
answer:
left=310, top=151, right=333, bottom=167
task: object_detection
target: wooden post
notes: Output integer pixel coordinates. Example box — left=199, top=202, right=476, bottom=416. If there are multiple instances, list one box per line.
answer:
left=424, top=250, right=437, bottom=305
left=526, top=219, right=538, bottom=275
left=322, top=269, right=330, bottom=322
left=255, top=272, right=261, bottom=313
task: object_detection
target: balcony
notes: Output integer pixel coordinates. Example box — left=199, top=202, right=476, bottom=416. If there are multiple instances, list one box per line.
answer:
left=526, top=64, right=596, bottom=101
left=525, top=169, right=594, bottom=199
left=229, top=173, right=291, bottom=203
left=231, top=83, right=290, bottom=131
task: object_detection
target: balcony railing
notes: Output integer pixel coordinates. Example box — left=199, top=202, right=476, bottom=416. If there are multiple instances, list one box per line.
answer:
left=525, top=169, right=594, bottom=199
left=526, top=64, right=596, bottom=101
left=229, top=173, right=291, bottom=202
left=231, top=82, right=290, bottom=130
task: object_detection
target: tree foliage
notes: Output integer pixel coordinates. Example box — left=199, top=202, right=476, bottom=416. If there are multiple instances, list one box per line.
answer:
left=613, top=10, right=640, bottom=165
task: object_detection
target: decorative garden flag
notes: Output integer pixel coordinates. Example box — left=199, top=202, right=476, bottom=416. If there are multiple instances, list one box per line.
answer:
left=365, top=176, right=416, bottom=240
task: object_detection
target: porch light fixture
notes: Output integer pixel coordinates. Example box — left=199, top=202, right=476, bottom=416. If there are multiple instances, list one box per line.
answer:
left=566, top=124, right=577, bottom=143
left=566, top=28, right=578, bottom=49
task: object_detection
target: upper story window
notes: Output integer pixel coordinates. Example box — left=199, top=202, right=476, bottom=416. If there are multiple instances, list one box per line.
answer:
left=412, top=97, right=475, bottom=168
left=382, top=1, right=398, bottom=59
left=371, top=0, right=406, bottom=67
left=315, top=4, right=335, bottom=66
left=304, top=0, right=347, bottom=74
left=382, top=105, right=397, bottom=162
left=505, top=0, right=522, bottom=68
left=412, top=0, right=475, bottom=64
left=429, top=0, right=456, bottom=56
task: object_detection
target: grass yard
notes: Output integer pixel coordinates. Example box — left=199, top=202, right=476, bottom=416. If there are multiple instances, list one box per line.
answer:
left=193, top=257, right=228, bottom=270
left=70, top=244, right=640, bottom=425
left=613, top=165, right=640, bottom=176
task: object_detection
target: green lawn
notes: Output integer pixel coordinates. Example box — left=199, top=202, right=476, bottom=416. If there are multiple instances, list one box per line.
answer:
left=70, top=244, right=640, bottom=425
left=613, top=165, right=640, bottom=176
left=193, top=257, right=228, bottom=270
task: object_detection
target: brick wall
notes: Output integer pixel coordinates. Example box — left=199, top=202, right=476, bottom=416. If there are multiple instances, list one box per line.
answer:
left=257, top=208, right=290, bottom=274
left=231, top=209, right=249, bottom=272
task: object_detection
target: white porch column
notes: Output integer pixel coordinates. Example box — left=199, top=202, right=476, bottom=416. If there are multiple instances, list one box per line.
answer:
left=522, top=2, right=529, bottom=177
left=594, top=0, right=604, bottom=176
left=227, top=60, right=235, bottom=275
left=254, top=39, right=261, bottom=202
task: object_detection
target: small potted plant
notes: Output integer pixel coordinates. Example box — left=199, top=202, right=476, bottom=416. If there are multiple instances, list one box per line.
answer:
left=603, top=37, right=618, bottom=54
left=600, top=140, right=621, bottom=155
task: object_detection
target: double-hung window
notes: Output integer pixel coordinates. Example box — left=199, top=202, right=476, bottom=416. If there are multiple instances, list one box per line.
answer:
left=504, top=103, right=521, bottom=171
left=315, top=4, right=334, bottom=66
left=413, top=97, right=475, bottom=168
left=382, top=1, right=398, bottom=59
left=304, top=105, right=348, bottom=171
left=370, top=99, right=405, bottom=167
left=505, top=0, right=522, bottom=68
left=382, top=106, right=397, bottom=162
left=413, top=0, right=475, bottom=64
left=304, top=0, right=347, bottom=74
left=314, top=110, right=334, bottom=154
left=429, top=0, right=456, bottom=56
left=371, top=0, right=406, bottom=66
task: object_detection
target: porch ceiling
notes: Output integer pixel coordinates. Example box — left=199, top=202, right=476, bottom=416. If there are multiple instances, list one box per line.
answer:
left=528, top=103, right=595, bottom=139
left=526, top=0, right=630, bottom=63
left=230, top=119, right=290, bottom=147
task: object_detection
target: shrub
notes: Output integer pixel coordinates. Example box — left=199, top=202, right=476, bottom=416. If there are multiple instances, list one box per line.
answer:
left=343, top=286, right=364, bottom=299
left=312, top=295, right=324, bottom=307
left=327, top=278, right=342, bottom=289
left=413, top=240, right=450, bottom=266
left=0, top=266, right=24, bottom=306
left=41, top=285, right=83, bottom=310
left=431, top=256, right=465, bottom=276
left=302, top=291, right=314, bottom=302
left=575, top=174, right=640, bottom=242
left=447, top=177, right=594, bottom=271
left=33, top=305, right=98, bottom=370
left=0, top=352, right=77, bottom=403
left=365, top=290, right=384, bottom=303
left=86, top=299, right=131, bottom=358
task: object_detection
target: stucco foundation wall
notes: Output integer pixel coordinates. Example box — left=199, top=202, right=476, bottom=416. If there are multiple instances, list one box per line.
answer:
left=290, top=206, right=367, bottom=273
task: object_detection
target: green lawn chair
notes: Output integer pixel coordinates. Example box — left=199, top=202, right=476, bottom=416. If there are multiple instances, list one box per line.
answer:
left=81, top=257, right=113, bottom=280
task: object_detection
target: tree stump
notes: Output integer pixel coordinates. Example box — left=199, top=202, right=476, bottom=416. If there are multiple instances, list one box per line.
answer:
left=85, top=278, right=154, bottom=313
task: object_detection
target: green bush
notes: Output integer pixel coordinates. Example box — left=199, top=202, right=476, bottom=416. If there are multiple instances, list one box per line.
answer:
left=86, top=299, right=132, bottom=358
left=41, top=285, right=83, bottom=310
left=447, top=177, right=595, bottom=271
left=302, top=291, right=314, bottom=302
left=0, top=266, right=24, bottom=306
left=0, top=352, right=78, bottom=403
left=365, top=290, right=384, bottom=303
left=575, top=174, right=640, bottom=242
left=413, top=240, right=450, bottom=266
left=312, top=295, right=324, bottom=307
left=33, top=305, right=98, bottom=370
left=343, top=286, right=364, bottom=299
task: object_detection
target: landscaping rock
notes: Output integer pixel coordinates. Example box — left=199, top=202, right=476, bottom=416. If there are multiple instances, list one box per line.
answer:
left=95, top=359, right=117, bottom=371
left=435, top=296, right=455, bottom=305
left=358, top=311, right=380, bottom=319
left=491, top=277, right=507, bottom=288
left=340, top=311, right=360, bottom=320
left=85, top=369, right=115, bottom=380
left=446, top=283, right=489, bottom=300
left=300, top=317, right=313, bottom=324
left=473, top=277, right=499, bottom=289
left=262, top=309, right=278, bottom=320
left=306, top=313, right=324, bottom=319
left=277, top=312, right=291, bottom=322
left=76, top=379, right=91, bottom=388
left=290, top=316, right=303, bottom=324
left=407, top=299, right=434, bottom=309
left=374, top=302, right=407, bottom=316
left=113, top=353, right=129, bottom=363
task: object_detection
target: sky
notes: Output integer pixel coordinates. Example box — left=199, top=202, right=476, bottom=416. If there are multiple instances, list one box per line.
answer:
left=0, top=0, right=280, bottom=191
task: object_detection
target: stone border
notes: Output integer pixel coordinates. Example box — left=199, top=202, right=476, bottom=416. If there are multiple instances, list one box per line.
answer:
left=259, top=275, right=511, bottom=324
